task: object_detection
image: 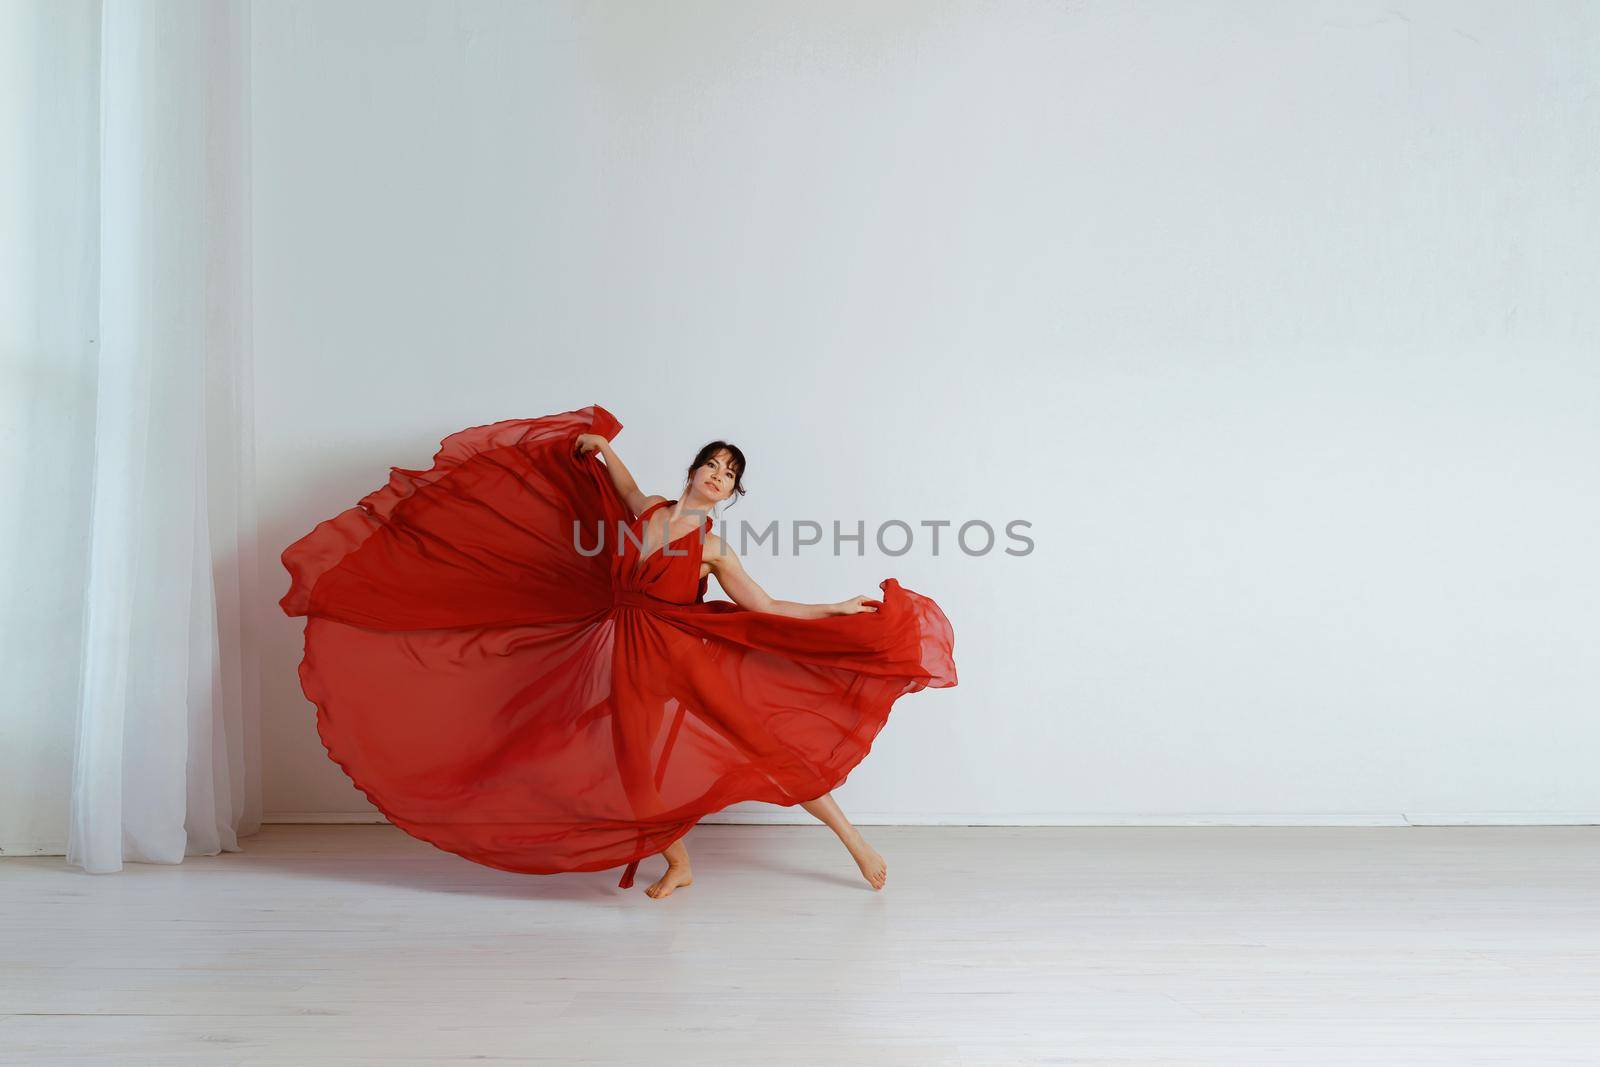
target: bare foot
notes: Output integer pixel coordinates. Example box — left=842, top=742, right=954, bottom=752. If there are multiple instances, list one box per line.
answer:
left=645, top=862, right=693, bottom=899
left=841, top=827, right=886, bottom=890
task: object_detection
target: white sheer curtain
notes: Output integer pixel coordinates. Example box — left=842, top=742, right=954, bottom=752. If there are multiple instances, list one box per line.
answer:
left=63, top=0, right=261, bottom=873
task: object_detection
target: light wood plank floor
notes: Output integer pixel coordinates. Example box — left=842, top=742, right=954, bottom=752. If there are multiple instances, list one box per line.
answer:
left=3, top=824, right=1599, bottom=1064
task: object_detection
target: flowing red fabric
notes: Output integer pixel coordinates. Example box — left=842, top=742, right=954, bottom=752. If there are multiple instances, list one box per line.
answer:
left=279, top=404, right=957, bottom=887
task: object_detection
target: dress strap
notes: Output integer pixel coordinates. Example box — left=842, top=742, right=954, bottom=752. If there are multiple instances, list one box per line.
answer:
left=618, top=857, right=640, bottom=889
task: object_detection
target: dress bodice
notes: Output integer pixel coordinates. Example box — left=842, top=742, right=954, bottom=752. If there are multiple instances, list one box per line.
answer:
left=613, top=499, right=711, bottom=604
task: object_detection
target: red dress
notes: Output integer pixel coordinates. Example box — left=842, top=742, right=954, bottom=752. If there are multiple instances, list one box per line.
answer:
left=279, top=404, right=957, bottom=887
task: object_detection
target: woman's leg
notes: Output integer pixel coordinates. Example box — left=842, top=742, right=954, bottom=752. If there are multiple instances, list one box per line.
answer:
left=800, top=792, right=886, bottom=890
left=645, top=836, right=694, bottom=899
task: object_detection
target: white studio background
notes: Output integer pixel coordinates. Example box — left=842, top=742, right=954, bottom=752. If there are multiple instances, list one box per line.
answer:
left=252, top=0, right=1600, bottom=826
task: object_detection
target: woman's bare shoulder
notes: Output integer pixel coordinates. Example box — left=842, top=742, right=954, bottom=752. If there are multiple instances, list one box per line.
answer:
left=702, top=530, right=740, bottom=567
left=628, top=492, right=669, bottom=518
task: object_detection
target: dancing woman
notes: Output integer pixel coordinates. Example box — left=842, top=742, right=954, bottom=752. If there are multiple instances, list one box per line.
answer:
left=572, top=430, right=894, bottom=897
left=280, top=405, right=956, bottom=900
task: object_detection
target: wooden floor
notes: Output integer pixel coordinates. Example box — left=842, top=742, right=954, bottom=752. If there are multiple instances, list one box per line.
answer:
left=3, top=824, right=1599, bottom=1064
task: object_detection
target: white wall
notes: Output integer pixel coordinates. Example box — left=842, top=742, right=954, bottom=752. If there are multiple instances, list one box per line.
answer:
left=253, top=0, right=1600, bottom=824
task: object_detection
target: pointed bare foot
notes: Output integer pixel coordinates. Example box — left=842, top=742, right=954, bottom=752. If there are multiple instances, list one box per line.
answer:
left=841, top=827, right=886, bottom=890
left=645, top=862, right=693, bottom=899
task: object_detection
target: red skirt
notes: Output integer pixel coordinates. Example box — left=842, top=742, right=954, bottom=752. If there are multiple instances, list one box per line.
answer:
left=279, top=404, right=957, bottom=887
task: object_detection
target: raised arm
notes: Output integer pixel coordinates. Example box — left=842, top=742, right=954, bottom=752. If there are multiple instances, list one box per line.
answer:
left=574, top=433, right=664, bottom=518
left=703, top=532, right=880, bottom=619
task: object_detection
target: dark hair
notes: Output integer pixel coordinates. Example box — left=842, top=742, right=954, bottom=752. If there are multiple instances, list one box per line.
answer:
left=688, top=440, right=746, bottom=507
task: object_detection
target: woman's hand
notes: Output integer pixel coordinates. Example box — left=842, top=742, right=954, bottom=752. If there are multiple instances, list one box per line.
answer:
left=833, top=594, right=882, bottom=616
left=575, top=432, right=652, bottom=513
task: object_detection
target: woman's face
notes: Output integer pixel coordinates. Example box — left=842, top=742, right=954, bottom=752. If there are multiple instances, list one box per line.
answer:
left=694, top=449, right=739, bottom=502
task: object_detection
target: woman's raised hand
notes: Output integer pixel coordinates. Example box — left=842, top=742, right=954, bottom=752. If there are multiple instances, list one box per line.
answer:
left=573, top=433, right=607, bottom=458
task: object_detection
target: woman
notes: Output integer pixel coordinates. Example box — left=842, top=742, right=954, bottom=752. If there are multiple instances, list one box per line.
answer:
left=280, top=404, right=956, bottom=899
left=575, top=430, right=898, bottom=897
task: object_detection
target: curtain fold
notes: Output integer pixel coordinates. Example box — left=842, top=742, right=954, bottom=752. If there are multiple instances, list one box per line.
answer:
left=67, top=0, right=260, bottom=873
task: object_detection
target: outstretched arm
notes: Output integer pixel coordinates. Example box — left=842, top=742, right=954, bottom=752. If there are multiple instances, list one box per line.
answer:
left=704, top=532, right=880, bottom=619
left=574, top=433, right=663, bottom=518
